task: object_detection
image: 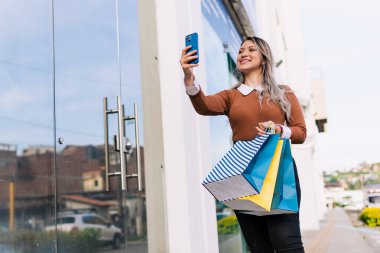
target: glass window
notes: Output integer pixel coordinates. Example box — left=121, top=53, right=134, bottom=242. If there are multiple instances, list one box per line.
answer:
left=201, top=0, right=242, bottom=59
left=82, top=216, right=96, bottom=224
left=83, top=216, right=107, bottom=226
left=0, top=1, right=147, bottom=252
left=60, top=217, right=75, bottom=224
left=0, top=1, right=55, bottom=252
left=202, top=7, right=249, bottom=253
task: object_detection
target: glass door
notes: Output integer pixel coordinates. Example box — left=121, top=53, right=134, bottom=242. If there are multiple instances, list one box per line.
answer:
left=53, top=0, right=147, bottom=252
left=0, top=1, right=56, bottom=253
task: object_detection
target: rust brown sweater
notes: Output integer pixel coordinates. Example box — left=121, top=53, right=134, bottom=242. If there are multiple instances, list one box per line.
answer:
left=189, top=85, right=307, bottom=144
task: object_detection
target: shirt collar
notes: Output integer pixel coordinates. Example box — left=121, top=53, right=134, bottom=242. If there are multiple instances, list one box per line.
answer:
left=237, top=84, right=263, bottom=96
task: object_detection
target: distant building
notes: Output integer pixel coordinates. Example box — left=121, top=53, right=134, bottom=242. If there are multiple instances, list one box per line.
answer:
left=325, top=189, right=364, bottom=210
left=83, top=170, right=104, bottom=192
left=0, top=144, right=144, bottom=236
left=310, top=79, right=328, bottom=133
left=22, top=146, right=54, bottom=156
left=0, top=143, right=17, bottom=179
left=364, top=184, right=380, bottom=207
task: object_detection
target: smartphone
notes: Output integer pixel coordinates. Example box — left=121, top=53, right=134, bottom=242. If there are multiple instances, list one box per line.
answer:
left=185, top=33, right=199, bottom=64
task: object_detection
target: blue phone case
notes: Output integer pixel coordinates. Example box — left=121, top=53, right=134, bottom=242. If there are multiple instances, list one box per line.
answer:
left=185, top=33, right=199, bottom=64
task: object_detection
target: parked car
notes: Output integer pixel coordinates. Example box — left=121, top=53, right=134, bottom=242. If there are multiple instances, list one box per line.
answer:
left=45, top=212, right=123, bottom=249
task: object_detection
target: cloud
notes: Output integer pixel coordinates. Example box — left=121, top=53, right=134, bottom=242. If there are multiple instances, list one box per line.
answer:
left=0, top=87, right=35, bottom=110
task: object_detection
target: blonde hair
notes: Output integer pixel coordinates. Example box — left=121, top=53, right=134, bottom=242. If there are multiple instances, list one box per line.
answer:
left=234, top=37, right=291, bottom=121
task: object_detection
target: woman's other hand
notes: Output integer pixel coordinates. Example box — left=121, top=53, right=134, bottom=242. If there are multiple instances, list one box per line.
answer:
left=256, top=121, right=282, bottom=136
left=180, top=45, right=199, bottom=86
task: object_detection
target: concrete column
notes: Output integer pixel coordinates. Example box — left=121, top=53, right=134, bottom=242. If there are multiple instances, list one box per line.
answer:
left=137, top=0, right=168, bottom=251
left=138, top=0, right=218, bottom=252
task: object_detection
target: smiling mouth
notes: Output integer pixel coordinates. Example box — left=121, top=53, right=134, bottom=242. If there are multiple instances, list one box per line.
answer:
left=240, top=59, right=251, bottom=64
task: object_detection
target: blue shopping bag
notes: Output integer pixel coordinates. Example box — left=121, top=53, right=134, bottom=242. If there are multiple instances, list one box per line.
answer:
left=271, top=139, right=298, bottom=212
left=202, top=133, right=281, bottom=202
left=241, top=138, right=298, bottom=215
left=242, top=134, right=281, bottom=194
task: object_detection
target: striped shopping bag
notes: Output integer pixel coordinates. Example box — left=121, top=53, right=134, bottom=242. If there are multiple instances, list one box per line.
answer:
left=202, top=133, right=281, bottom=202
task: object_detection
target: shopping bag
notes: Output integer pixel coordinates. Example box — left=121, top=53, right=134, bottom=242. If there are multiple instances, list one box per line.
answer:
left=241, top=134, right=282, bottom=197
left=242, top=139, right=299, bottom=215
left=222, top=139, right=283, bottom=211
left=202, top=133, right=280, bottom=202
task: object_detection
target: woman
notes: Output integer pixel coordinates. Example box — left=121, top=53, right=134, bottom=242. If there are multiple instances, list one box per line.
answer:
left=180, top=36, right=306, bottom=253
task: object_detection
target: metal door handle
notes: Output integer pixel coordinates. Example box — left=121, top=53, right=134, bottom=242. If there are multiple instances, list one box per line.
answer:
left=133, top=102, right=142, bottom=191
left=103, top=97, right=119, bottom=191
left=123, top=102, right=142, bottom=191
left=134, top=102, right=142, bottom=191
left=103, top=97, right=142, bottom=191
left=117, top=96, right=128, bottom=190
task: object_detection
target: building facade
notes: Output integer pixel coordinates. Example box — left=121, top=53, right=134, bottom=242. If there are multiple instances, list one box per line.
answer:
left=0, top=0, right=324, bottom=252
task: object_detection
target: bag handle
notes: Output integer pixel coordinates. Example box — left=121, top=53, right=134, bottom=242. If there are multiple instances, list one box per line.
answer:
left=264, top=125, right=276, bottom=134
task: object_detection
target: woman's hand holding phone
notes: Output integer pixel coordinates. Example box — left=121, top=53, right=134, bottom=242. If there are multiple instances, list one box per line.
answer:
left=181, top=33, right=199, bottom=86
left=180, top=45, right=199, bottom=86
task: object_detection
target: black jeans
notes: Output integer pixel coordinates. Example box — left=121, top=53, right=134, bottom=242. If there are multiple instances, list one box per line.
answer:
left=235, top=160, right=304, bottom=253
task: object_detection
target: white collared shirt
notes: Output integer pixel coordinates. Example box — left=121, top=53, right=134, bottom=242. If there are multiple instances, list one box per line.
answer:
left=237, top=83, right=262, bottom=95
left=185, top=80, right=291, bottom=139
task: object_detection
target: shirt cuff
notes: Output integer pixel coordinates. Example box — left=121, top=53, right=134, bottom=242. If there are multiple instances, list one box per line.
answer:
left=185, top=79, right=200, bottom=96
left=281, top=126, right=292, bottom=139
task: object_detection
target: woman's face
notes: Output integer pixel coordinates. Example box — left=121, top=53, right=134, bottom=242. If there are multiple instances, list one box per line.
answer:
left=236, top=40, right=264, bottom=74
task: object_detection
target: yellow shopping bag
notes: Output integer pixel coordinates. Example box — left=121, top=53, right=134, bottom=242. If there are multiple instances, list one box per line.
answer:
left=222, top=139, right=283, bottom=212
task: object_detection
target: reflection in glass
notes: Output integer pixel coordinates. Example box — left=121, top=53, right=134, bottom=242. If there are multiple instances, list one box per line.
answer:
left=0, top=1, right=55, bottom=252
left=53, top=0, right=147, bottom=252
left=1, top=0, right=147, bottom=252
left=202, top=14, right=249, bottom=253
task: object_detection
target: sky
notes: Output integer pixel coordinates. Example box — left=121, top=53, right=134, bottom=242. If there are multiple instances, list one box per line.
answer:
left=300, top=0, right=380, bottom=172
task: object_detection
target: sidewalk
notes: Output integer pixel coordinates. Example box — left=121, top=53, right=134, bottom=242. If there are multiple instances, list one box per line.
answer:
left=302, top=208, right=379, bottom=253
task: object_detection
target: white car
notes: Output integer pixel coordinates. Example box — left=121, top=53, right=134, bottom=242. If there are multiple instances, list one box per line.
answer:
left=45, top=212, right=123, bottom=249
